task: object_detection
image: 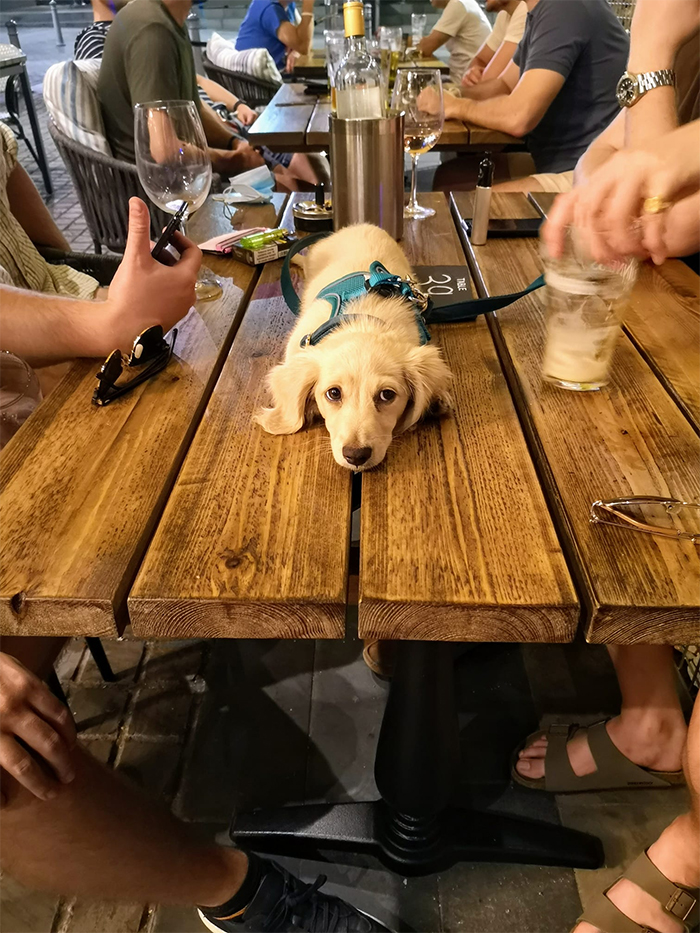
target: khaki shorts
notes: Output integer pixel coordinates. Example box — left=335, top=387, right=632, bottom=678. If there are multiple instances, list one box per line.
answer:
left=526, top=170, right=574, bottom=193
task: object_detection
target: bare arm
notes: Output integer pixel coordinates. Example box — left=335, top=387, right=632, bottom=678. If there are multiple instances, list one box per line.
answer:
left=1, top=199, right=201, bottom=365
left=277, top=0, right=315, bottom=56
left=625, top=0, right=700, bottom=147
left=443, top=64, right=565, bottom=137
left=417, top=29, right=450, bottom=57
left=575, top=109, right=626, bottom=183
left=480, top=39, right=519, bottom=83
left=196, top=75, right=239, bottom=111
left=6, top=162, right=70, bottom=252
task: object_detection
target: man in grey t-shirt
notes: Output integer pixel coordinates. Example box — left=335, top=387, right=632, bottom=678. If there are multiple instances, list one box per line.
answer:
left=421, top=0, right=629, bottom=176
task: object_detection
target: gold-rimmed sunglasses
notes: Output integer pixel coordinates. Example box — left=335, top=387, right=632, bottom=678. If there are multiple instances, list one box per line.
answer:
left=590, top=496, right=700, bottom=544
left=92, top=325, right=177, bottom=407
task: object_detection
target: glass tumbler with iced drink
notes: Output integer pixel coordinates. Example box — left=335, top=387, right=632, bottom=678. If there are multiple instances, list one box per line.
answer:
left=0, top=351, right=42, bottom=450
left=541, top=231, right=637, bottom=391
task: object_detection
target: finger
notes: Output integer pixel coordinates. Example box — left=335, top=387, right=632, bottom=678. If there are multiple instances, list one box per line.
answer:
left=0, top=735, right=58, bottom=801
left=171, top=230, right=203, bottom=274
left=28, top=683, right=77, bottom=748
left=641, top=210, right=669, bottom=265
left=541, top=191, right=577, bottom=258
left=13, top=712, right=75, bottom=784
left=123, top=198, right=152, bottom=263
left=599, top=177, right=647, bottom=257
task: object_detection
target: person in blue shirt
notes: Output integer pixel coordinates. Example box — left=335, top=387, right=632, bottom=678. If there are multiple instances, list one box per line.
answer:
left=236, top=0, right=316, bottom=72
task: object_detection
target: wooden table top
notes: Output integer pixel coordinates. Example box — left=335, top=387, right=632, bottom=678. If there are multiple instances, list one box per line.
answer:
left=248, top=83, right=516, bottom=153
left=454, top=191, right=700, bottom=646
left=0, top=195, right=287, bottom=637
left=3, top=191, right=697, bottom=646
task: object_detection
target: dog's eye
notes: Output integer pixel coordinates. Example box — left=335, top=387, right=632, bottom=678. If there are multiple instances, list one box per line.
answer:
left=325, top=387, right=342, bottom=402
left=379, top=389, right=396, bottom=403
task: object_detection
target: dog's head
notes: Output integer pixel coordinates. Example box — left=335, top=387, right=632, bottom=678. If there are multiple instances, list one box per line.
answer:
left=255, top=315, right=452, bottom=471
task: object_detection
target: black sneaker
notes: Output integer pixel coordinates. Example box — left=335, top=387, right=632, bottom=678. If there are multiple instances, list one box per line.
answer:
left=197, top=859, right=391, bottom=933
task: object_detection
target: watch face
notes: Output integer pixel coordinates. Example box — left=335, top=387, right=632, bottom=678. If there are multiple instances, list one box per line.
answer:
left=616, top=75, right=637, bottom=106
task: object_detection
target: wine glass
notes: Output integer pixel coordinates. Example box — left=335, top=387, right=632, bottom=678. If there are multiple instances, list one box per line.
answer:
left=392, top=69, right=444, bottom=220
left=134, top=99, right=222, bottom=301
left=0, top=351, right=42, bottom=451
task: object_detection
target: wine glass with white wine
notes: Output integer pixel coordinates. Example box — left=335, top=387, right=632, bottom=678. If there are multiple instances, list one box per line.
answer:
left=392, top=69, right=444, bottom=220
left=134, top=100, right=222, bottom=301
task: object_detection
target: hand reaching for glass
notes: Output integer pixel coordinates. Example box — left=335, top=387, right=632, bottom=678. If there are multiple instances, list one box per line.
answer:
left=418, top=85, right=459, bottom=119
left=542, top=120, right=700, bottom=265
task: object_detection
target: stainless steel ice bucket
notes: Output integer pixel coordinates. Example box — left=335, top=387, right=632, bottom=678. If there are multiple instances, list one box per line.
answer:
left=329, top=112, right=404, bottom=240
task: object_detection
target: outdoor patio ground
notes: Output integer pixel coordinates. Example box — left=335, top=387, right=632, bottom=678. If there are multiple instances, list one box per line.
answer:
left=0, top=26, right=694, bottom=933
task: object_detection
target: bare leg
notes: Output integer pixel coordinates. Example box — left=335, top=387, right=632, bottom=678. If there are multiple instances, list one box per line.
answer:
left=1, top=746, right=248, bottom=908
left=574, top=692, right=699, bottom=933
left=517, top=646, right=687, bottom=780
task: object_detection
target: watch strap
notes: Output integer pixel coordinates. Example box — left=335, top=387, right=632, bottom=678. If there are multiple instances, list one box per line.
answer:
left=637, top=69, right=676, bottom=93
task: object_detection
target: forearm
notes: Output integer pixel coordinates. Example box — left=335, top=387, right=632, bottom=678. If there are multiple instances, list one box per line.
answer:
left=196, top=75, right=238, bottom=111
left=7, top=164, right=70, bottom=251
left=481, top=41, right=517, bottom=82
left=459, top=77, right=509, bottom=101
left=200, top=100, right=237, bottom=149
left=664, top=192, right=700, bottom=257
left=0, top=287, right=113, bottom=365
left=451, top=90, right=522, bottom=134
left=298, top=0, right=315, bottom=55
left=574, top=110, right=625, bottom=184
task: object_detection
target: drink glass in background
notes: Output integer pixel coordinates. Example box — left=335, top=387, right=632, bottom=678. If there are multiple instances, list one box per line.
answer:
left=411, top=13, right=427, bottom=46
left=541, top=231, right=637, bottom=391
left=363, top=2, right=373, bottom=38
left=392, top=68, right=444, bottom=219
left=325, top=33, right=346, bottom=111
left=134, top=99, right=222, bottom=301
left=380, top=25, right=403, bottom=88
left=0, top=352, right=42, bottom=451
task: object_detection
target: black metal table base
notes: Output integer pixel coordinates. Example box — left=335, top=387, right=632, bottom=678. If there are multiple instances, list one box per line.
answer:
left=231, top=641, right=604, bottom=876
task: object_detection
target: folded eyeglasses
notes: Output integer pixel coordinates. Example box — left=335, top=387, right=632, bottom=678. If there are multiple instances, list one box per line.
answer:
left=590, top=497, right=700, bottom=544
left=92, top=325, right=177, bottom=407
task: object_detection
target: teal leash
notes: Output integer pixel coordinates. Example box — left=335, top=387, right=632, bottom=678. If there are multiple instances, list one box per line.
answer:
left=280, top=232, right=544, bottom=336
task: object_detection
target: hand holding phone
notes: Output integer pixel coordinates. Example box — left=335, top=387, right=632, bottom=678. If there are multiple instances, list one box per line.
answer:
left=151, top=202, right=188, bottom=265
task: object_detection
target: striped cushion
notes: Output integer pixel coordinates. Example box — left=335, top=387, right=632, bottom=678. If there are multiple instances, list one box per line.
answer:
left=42, top=59, right=111, bottom=155
left=207, top=32, right=283, bottom=85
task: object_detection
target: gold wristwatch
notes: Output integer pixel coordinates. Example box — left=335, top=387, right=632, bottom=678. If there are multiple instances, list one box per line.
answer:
left=616, top=69, right=676, bottom=108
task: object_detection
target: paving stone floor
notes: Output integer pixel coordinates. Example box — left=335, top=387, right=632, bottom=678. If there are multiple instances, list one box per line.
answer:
left=0, top=622, right=692, bottom=933
left=0, top=32, right=693, bottom=933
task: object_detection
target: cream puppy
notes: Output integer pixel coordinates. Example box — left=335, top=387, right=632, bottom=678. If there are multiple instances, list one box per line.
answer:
left=255, top=224, right=453, bottom=471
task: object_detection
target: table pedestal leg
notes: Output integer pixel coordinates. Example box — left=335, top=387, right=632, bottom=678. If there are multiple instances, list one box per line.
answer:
left=231, top=641, right=603, bottom=875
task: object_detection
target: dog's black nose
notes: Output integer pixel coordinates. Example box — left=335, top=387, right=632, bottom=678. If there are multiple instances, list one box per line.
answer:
left=343, top=445, right=372, bottom=466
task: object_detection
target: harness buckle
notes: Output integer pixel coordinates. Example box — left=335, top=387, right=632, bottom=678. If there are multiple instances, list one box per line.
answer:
left=407, top=276, right=430, bottom=315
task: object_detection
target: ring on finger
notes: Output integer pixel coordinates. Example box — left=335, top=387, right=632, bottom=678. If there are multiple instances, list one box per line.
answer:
left=642, top=195, right=673, bottom=215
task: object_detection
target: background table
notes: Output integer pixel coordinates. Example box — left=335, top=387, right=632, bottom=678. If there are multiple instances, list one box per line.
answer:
left=293, top=50, right=449, bottom=81
left=248, top=83, right=518, bottom=153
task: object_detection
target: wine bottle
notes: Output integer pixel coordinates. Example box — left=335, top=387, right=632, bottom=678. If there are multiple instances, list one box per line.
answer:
left=335, top=0, right=383, bottom=120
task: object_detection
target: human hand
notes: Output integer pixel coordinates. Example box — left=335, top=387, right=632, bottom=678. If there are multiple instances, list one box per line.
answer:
left=104, top=198, right=200, bottom=351
left=0, top=652, right=77, bottom=804
left=417, top=85, right=444, bottom=116
left=235, top=104, right=258, bottom=126
left=543, top=126, right=700, bottom=265
left=462, top=65, right=483, bottom=87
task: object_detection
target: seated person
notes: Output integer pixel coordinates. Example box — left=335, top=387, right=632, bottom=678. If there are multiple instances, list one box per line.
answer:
left=97, top=0, right=322, bottom=189
left=0, top=133, right=388, bottom=933
left=236, top=0, right=315, bottom=75
left=460, top=0, right=527, bottom=88
left=422, top=0, right=629, bottom=190
left=416, top=0, right=491, bottom=86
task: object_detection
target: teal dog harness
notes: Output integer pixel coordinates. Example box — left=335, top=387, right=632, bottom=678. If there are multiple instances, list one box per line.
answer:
left=280, top=232, right=544, bottom=348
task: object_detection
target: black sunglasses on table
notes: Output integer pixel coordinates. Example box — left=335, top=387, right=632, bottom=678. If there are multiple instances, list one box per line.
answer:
left=92, top=325, right=178, bottom=407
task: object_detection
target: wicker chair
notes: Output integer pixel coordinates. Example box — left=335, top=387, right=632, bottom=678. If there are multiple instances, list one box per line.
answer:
left=607, top=0, right=637, bottom=30
left=37, top=246, right=121, bottom=286
left=202, top=53, right=281, bottom=107
left=48, top=120, right=169, bottom=254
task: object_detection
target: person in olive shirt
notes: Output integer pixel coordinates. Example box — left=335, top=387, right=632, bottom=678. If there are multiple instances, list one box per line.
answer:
left=97, top=0, right=321, bottom=185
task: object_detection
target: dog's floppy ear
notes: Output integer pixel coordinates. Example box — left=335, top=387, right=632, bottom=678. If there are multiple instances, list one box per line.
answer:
left=396, top=344, right=453, bottom=433
left=255, top=353, right=319, bottom=435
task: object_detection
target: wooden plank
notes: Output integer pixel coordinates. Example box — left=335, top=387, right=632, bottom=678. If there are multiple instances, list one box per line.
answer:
left=528, top=191, right=700, bottom=430
left=0, top=195, right=288, bottom=637
left=359, top=192, right=579, bottom=643
left=465, top=123, right=520, bottom=147
left=454, top=191, right=700, bottom=645
left=128, top=197, right=352, bottom=639
left=247, top=84, right=317, bottom=151
left=293, top=51, right=327, bottom=80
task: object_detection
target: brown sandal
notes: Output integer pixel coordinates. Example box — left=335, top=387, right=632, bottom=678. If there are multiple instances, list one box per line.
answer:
left=572, top=848, right=699, bottom=932
left=511, top=720, right=685, bottom=793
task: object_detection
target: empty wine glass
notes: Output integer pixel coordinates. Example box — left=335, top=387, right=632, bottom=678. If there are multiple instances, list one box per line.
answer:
left=392, top=68, right=444, bottom=220
left=134, top=99, right=222, bottom=301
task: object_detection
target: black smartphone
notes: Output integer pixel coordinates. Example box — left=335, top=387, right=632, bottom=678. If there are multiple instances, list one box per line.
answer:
left=151, top=202, right=187, bottom=264
left=463, top=217, right=543, bottom=238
